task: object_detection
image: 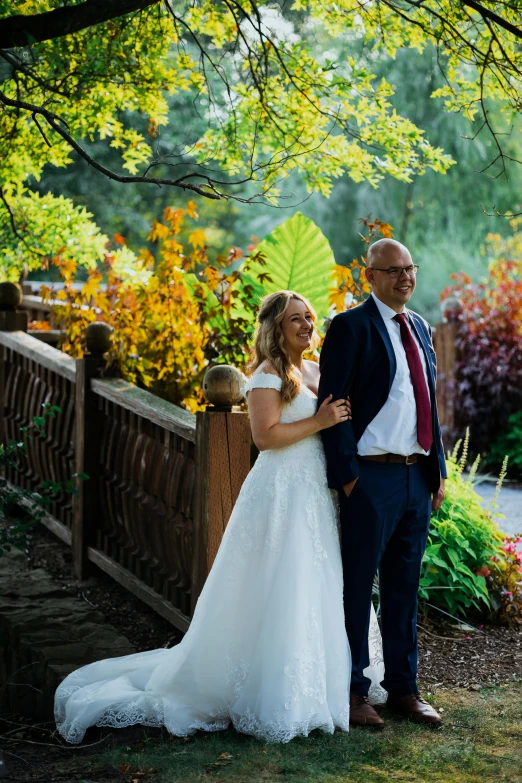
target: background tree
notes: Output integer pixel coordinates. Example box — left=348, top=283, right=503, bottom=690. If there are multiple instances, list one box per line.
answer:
left=2, top=0, right=522, bottom=281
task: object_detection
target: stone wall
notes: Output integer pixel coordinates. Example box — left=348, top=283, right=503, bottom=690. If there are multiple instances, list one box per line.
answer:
left=0, top=548, right=135, bottom=722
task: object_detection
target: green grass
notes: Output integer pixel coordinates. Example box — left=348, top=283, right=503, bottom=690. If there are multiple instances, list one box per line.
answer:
left=85, top=685, right=522, bottom=783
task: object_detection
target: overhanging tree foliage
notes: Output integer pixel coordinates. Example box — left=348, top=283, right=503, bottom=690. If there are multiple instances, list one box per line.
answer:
left=0, top=0, right=521, bottom=277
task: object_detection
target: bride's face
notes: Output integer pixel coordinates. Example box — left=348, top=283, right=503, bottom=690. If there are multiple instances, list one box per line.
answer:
left=281, top=298, right=314, bottom=356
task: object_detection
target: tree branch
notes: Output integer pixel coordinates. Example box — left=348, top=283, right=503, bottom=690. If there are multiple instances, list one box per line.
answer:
left=0, top=186, right=47, bottom=256
left=0, top=89, right=223, bottom=199
left=460, top=0, right=522, bottom=40
left=0, top=0, right=160, bottom=49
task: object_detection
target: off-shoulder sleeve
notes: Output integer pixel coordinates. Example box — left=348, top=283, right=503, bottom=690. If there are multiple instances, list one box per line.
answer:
left=243, top=373, right=283, bottom=394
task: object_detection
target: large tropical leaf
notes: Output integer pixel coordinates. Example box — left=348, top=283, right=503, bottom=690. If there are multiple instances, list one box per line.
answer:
left=242, top=212, right=336, bottom=319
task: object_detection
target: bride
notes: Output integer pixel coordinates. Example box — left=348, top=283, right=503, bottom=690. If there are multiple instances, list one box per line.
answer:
left=55, top=290, right=384, bottom=745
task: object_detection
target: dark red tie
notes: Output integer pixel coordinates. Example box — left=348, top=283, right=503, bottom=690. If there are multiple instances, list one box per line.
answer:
left=393, top=313, right=433, bottom=453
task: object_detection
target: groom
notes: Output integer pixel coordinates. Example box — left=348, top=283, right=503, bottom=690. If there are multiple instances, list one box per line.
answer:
left=318, top=238, right=446, bottom=729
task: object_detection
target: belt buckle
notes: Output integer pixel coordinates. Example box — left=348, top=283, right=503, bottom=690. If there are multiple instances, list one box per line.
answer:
left=405, top=454, right=415, bottom=465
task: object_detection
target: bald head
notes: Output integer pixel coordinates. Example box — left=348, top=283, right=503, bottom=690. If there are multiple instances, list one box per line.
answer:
left=366, top=238, right=411, bottom=268
left=364, top=238, right=416, bottom=312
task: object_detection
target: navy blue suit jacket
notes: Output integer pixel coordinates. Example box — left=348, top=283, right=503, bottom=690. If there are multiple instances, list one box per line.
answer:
left=318, top=295, right=447, bottom=494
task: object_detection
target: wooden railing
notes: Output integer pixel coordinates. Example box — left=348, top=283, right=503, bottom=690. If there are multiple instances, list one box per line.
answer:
left=0, top=284, right=250, bottom=632
left=0, top=330, right=77, bottom=532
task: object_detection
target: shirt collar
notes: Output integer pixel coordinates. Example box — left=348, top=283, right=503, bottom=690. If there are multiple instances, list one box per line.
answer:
left=371, top=291, right=409, bottom=323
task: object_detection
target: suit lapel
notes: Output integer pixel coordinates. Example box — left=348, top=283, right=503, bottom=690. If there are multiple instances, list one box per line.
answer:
left=363, top=296, right=396, bottom=394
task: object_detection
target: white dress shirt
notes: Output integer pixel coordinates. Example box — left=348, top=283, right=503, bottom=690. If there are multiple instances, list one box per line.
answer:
left=357, top=292, right=431, bottom=457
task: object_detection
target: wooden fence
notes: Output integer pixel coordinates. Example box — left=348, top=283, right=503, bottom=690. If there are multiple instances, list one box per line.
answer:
left=0, top=285, right=250, bottom=632
left=432, top=321, right=457, bottom=446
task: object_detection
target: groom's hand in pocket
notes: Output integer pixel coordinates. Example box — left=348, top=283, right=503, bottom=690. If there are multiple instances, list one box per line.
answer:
left=342, top=478, right=358, bottom=498
left=431, top=478, right=445, bottom=512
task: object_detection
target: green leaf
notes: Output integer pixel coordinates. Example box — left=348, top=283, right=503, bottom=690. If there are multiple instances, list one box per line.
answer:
left=242, top=213, right=336, bottom=319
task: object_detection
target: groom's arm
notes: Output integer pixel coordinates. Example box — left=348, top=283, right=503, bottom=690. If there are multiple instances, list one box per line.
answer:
left=318, top=314, right=360, bottom=489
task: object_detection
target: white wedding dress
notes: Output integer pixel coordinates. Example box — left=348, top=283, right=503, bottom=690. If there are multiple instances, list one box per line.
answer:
left=55, top=373, right=385, bottom=744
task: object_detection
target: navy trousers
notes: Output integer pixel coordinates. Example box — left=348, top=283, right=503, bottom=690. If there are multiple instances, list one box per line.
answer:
left=340, top=457, right=432, bottom=697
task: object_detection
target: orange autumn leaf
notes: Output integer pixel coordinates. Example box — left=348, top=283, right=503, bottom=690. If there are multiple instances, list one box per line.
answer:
left=53, top=256, right=78, bottom=279
left=375, top=220, right=394, bottom=238
left=228, top=246, right=243, bottom=262
left=29, top=319, right=52, bottom=331
left=113, top=233, right=126, bottom=246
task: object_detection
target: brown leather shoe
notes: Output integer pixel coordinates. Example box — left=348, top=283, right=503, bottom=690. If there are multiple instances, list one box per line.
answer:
left=386, top=692, right=443, bottom=726
left=349, top=692, right=385, bottom=730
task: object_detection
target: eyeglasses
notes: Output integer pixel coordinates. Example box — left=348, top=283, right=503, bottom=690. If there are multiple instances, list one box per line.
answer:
left=371, top=265, right=419, bottom=279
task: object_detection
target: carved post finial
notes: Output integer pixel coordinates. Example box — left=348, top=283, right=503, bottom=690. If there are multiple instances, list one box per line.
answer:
left=85, top=321, right=113, bottom=355
left=0, top=282, right=22, bottom=311
left=202, top=364, right=246, bottom=411
left=0, top=282, right=27, bottom=331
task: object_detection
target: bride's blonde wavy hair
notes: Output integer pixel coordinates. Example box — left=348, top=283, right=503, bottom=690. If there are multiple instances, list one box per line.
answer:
left=247, top=290, right=321, bottom=404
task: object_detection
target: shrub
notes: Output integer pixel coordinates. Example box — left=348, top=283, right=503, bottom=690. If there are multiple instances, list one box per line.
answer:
left=420, top=435, right=504, bottom=618
left=420, top=435, right=522, bottom=626
left=44, top=204, right=269, bottom=411
left=441, top=241, right=522, bottom=455
left=484, top=411, right=522, bottom=480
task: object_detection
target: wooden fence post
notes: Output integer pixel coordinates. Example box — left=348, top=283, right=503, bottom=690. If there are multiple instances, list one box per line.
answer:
left=72, top=322, right=113, bottom=580
left=0, top=283, right=27, bottom=447
left=191, top=365, right=251, bottom=613
left=433, top=320, right=458, bottom=448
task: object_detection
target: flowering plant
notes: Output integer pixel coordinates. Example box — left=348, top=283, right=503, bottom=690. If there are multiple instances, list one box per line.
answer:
left=488, top=535, right=522, bottom=627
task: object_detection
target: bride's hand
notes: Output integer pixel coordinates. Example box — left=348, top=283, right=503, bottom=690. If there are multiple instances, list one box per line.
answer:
left=315, top=394, right=351, bottom=430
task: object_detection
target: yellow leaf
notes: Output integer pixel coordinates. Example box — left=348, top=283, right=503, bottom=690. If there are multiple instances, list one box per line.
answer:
left=163, top=207, right=185, bottom=233
left=188, top=229, right=207, bottom=249
left=328, top=288, right=347, bottom=313
left=81, top=273, right=103, bottom=300
left=376, top=220, right=394, bottom=238
left=147, top=220, right=169, bottom=242
left=186, top=200, right=198, bottom=219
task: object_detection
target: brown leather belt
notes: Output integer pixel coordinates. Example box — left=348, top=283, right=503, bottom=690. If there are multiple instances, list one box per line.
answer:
left=359, top=453, right=422, bottom=465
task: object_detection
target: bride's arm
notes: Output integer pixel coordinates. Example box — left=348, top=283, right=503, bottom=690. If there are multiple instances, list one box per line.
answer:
left=248, top=388, right=350, bottom=451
